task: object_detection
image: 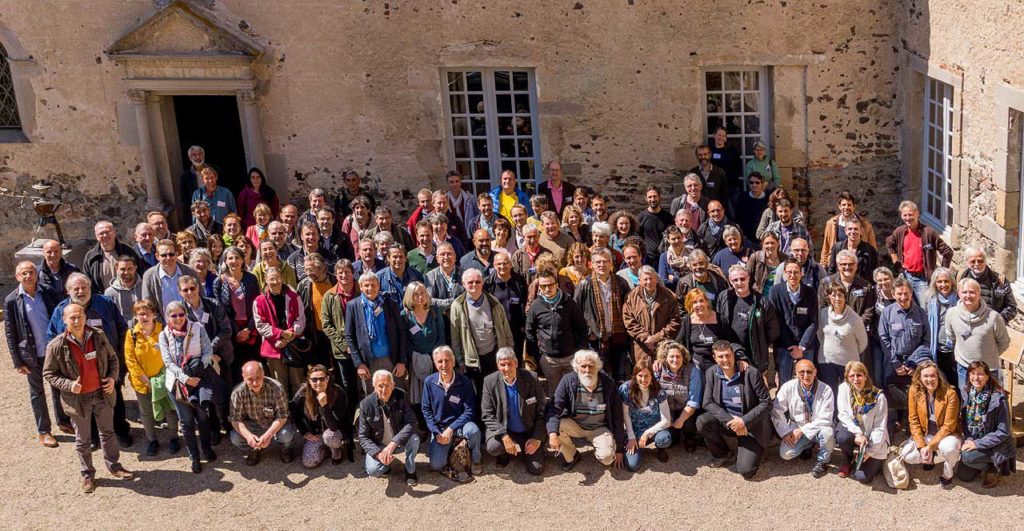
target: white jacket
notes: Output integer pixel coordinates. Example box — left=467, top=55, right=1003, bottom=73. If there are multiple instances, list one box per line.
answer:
left=836, top=382, right=889, bottom=460
left=158, top=321, right=212, bottom=394
left=771, top=379, right=834, bottom=439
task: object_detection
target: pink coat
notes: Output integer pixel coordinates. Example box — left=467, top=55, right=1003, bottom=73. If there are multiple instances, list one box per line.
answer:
left=253, top=288, right=306, bottom=359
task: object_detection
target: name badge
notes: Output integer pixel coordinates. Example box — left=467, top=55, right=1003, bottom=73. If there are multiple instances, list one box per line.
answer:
left=730, top=396, right=742, bottom=405
left=707, top=182, right=716, bottom=188
left=712, top=153, right=722, bottom=159
left=84, top=351, right=97, bottom=360
left=528, top=267, right=536, bottom=274
left=852, top=289, right=864, bottom=297
left=410, top=324, right=422, bottom=335
left=706, top=292, right=716, bottom=300
left=449, top=395, right=461, bottom=405
left=200, top=313, right=210, bottom=324
left=87, top=319, right=103, bottom=327
left=217, top=201, right=227, bottom=208
left=737, top=311, right=749, bottom=321
left=892, top=323, right=903, bottom=331
left=373, top=307, right=383, bottom=317
left=426, top=255, right=434, bottom=263
left=796, top=307, right=808, bottom=315
left=525, top=397, right=537, bottom=405
left=510, top=296, right=521, bottom=304
left=923, top=244, right=934, bottom=250
left=263, top=406, right=274, bottom=415
left=595, top=403, right=607, bottom=412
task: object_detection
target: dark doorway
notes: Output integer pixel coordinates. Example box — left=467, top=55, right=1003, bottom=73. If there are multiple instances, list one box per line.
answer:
left=174, top=95, right=248, bottom=211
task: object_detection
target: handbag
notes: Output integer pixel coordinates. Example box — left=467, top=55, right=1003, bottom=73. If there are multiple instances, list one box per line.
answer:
left=882, top=447, right=910, bottom=490
left=281, top=336, right=312, bottom=368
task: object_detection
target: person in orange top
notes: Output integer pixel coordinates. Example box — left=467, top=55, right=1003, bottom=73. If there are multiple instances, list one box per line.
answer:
left=898, top=360, right=961, bottom=485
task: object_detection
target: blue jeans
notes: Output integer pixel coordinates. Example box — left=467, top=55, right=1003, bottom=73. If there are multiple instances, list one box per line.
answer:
left=870, top=339, right=887, bottom=388
left=624, top=429, right=672, bottom=471
left=173, top=398, right=211, bottom=459
left=779, top=426, right=836, bottom=465
left=903, top=271, right=930, bottom=307
left=957, top=364, right=1002, bottom=394
left=776, top=347, right=811, bottom=385
left=365, top=433, right=421, bottom=476
left=26, top=360, right=69, bottom=434
left=429, top=422, right=482, bottom=470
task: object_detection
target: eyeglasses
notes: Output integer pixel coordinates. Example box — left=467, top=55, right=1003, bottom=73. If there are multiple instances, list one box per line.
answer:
left=538, top=282, right=557, bottom=289
left=180, top=286, right=197, bottom=293
left=796, top=370, right=815, bottom=375
left=837, top=262, right=856, bottom=268
left=159, top=252, right=176, bottom=258
left=309, top=376, right=328, bottom=383
left=168, top=313, right=185, bottom=319
left=749, top=180, right=763, bottom=186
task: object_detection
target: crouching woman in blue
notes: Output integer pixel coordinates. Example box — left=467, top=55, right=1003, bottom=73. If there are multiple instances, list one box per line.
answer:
left=619, top=360, right=672, bottom=471
left=835, top=361, right=888, bottom=483
left=958, top=361, right=1016, bottom=488
left=654, top=340, right=702, bottom=452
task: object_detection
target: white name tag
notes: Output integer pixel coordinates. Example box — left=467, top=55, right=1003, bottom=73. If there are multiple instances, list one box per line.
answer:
left=510, top=297, right=520, bottom=304
left=200, top=313, right=210, bottom=324
left=852, top=289, right=864, bottom=297
left=449, top=395, right=461, bottom=405
left=217, top=201, right=227, bottom=208
left=87, top=319, right=103, bottom=327
left=373, top=307, right=383, bottom=317
left=595, top=403, right=606, bottom=412
left=707, top=182, right=716, bottom=188
left=712, top=153, right=722, bottom=159
left=525, top=397, right=537, bottom=405
left=796, top=307, right=808, bottom=315
left=892, top=323, right=903, bottom=331
left=410, top=324, right=422, bottom=335
left=84, top=351, right=97, bottom=360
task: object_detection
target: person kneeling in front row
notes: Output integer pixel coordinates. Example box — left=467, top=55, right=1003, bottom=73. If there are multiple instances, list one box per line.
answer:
left=899, top=361, right=961, bottom=486
left=423, top=346, right=483, bottom=479
left=229, top=361, right=300, bottom=465
left=772, top=359, right=835, bottom=478
left=547, top=350, right=625, bottom=469
left=481, top=347, right=547, bottom=475
left=835, top=361, right=889, bottom=483
left=358, top=370, right=421, bottom=486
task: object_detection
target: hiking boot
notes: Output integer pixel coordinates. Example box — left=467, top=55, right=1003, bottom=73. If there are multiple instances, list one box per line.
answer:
left=280, top=447, right=295, bottom=464
left=82, top=476, right=96, bottom=494
left=812, top=462, right=828, bottom=478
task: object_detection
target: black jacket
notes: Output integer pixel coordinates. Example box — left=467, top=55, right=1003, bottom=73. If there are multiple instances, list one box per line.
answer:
left=480, top=369, right=547, bottom=442
left=703, top=364, right=774, bottom=447
left=358, top=387, right=417, bottom=456
left=545, top=371, right=625, bottom=450
left=538, top=180, right=577, bottom=217
left=213, top=272, right=261, bottom=331
left=185, top=295, right=234, bottom=364
left=716, top=289, right=780, bottom=371
left=290, top=383, right=352, bottom=438
left=767, top=282, right=819, bottom=352
left=675, top=316, right=746, bottom=371
left=4, top=287, right=60, bottom=368
left=525, top=292, right=587, bottom=359
left=959, top=268, right=1018, bottom=324
left=826, top=241, right=878, bottom=285
left=82, top=240, right=142, bottom=293
left=687, top=164, right=729, bottom=205
left=344, top=296, right=409, bottom=368
left=37, top=259, right=79, bottom=299
left=574, top=274, right=630, bottom=341
left=696, top=218, right=734, bottom=257
left=321, top=230, right=356, bottom=262
left=484, top=271, right=528, bottom=335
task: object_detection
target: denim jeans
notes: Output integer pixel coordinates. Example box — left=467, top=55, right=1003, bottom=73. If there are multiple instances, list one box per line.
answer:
left=428, top=422, right=482, bottom=470
left=229, top=421, right=299, bottom=450
left=173, top=398, right=211, bottom=459
left=776, top=347, right=812, bottom=385
left=779, top=426, right=836, bottom=465
left=365, top=433, right=421, bottom=476
left=624, top=429, right=672, bottom=471
left=903, top=271, right=931, bottom=307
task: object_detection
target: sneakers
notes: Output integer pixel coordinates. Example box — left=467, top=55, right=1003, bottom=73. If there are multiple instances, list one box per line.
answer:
left=560, top=451, right=581, bottom=471
left=710, top=452, right=737, bottom=469
left=812, top=462, right=828, bottom=478
left=280, top=447, right=295, bottom=464
left=657, top=448, right=670, bottom=463
left=838, top=464, right=851, bottom=478
left=110, top=467, right=134, bottom=480
left=168, top=438, right=181, bottom=454
left=39, top=433, right=59, bottom=448
left=404, top=470, right=418, bottom=486
left=330, top=446, right=344, bottom=465
left=245, top=448, right=262, bottom=466
left=82, top=476, right=96, bottom=494
left=145, top=440, right=159, bottom=456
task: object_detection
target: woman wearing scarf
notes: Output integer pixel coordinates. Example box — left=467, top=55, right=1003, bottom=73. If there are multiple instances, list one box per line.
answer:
left=899, top=361, right=961, bottom=485
left=289, top=365, right=353, bottom=467
left=657, top=225, right=692, bottom=290
left=942, top=278, right=1011, bottom=391
left=401, top=281, right=446, bottom=423
left=926, top=268, right=959, bottom=386
left=817, top=282, right=869, bottom=394
left=835, top=361, right=889, bottom=483
left=158, top=300, right=216, bottom=473
left=253, top=267, right=307, bottom=398
left=653, top=341, right=703, bottom=453
left=958, top=361, right=1016, bottom=488
left=214, top=247, right=261, bottom=383
left=124, top=299, right=180, bottom=457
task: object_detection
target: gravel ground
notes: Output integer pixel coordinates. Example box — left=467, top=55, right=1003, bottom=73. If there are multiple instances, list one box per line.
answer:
left=0, top=339, right=1022, bottom=530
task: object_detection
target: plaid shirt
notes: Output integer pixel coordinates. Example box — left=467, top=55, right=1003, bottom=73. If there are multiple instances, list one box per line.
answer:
left=229, top=377, right=289, bottom=425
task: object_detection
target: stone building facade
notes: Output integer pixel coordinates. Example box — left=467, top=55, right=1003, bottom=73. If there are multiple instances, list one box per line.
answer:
left=0, top=0, right=1002, bottom=288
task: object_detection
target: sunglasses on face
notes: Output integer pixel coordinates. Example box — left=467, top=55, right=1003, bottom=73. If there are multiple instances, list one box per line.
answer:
left=159, top=252, right=176, bottom=258
left=309, top=376, right=328, bottom=383
left=168, top=313, right=185, bottom=319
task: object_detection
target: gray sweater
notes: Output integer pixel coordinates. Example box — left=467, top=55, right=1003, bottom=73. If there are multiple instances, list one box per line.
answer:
left=942, top=299, right=1010, bottom=368
left=817, top=305, right=868, bottom=367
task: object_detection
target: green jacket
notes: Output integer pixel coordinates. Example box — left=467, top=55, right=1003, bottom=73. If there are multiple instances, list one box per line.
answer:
left=320, top=285, right=353, bottom=360
left=449, top=293, right=513, bottom=368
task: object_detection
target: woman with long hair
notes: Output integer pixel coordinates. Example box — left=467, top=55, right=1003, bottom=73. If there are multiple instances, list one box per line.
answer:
left=618, top=360, right=672, bottom=471
left=289, top=365, right=353, bottom=467
left=958, top=361, right=1016, bottom=487
left=835, top=361, right=889, bottom=483
left=653, top=340, right=702, bottom=452
left=899, top=361, right=961, bottom=485
left=213, top=246, right=261, bottom=382
left=926, top=267, right=959, bottom=386
left=237, top=167, right=280, bottom=227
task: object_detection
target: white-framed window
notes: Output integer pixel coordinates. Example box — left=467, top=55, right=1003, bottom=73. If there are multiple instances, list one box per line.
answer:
left=921, top=77, right=954, bottom=228
left=1013, top=110, right=1024, bottom=284
left=703, top=67, right=770, bottom=165
left=442, top=69, right=541, bottom=197
left=0, top=43, right=22, bottom=132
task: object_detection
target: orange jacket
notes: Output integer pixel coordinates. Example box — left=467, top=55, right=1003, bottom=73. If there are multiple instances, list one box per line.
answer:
left=907, top=384, right=960, bottom=450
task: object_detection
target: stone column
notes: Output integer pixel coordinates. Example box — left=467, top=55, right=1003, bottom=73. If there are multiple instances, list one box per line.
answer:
left=237, top=89, right=266, bottom=171
left=129, top=89, right=164, bottom=209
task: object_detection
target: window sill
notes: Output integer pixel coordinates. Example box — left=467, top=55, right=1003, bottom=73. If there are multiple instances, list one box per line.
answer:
left=0, top=129, right=29, bottom=143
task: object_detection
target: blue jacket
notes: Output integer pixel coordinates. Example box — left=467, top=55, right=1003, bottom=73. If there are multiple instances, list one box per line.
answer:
left=488, top=186, right=533, bottom=217
left=376, top=266, right=425, bottom=304
left=343, top=296, right=409, bottom=367
left=47, top=295, right=126, bottom=351
left=767, top=282, right=818, bottom=352
left=878, top=301, right=931, bottom=370
left=421, top=372, right=476, bottom=435
left=927, top=293, right=958, bottom=360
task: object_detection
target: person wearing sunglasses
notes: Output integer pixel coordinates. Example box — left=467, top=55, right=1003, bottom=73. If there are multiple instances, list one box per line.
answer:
left=158, top=300, right=216, bottom=473
left=772, top=359, right=835, bottom=478
left=179, top=275, right=234, bottom=443
left=141, top=239, right=198, bottom=313
left=289, top=365, right=353, bottom=468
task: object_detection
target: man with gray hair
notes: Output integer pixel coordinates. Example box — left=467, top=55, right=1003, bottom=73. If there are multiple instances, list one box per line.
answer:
left=623, top=265, right=680, bottom=365
left=299, top=188, right=329, bottom=229
left=817, top=248, right=876, bottom=325
left=132, top=222, right=157, bottom=272
left=670, top=173, right=709, bottom=228
left=186, top=199, right=223, bottom=249
left=885, top=199, right=953, bottom=305
left=511, top=223, right=551, bottom=285
left=451, top=267, right=513, bottom=393
left=179, top=144, right=206, bottom=222
left=422, top=346, right=482, bottom=478
left=956, top=246, right=1017, bottom=324
left=546, top=349, right=625, bottom=469
left=357, top=369, right=420, bottom=485
left=481, top=347, right=547, bottom=474
left=345, top=272, right=408, bottom=395
left=942, top=277, right=1011, bottom=390
left=83, top=220, right=141, bottom=293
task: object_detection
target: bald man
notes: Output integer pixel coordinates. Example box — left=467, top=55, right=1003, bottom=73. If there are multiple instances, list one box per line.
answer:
left=37, top=239, right=80, bottom=298
left=229, top=361, right=299, bottom=466
left=771, top=359, right=835, bottom=478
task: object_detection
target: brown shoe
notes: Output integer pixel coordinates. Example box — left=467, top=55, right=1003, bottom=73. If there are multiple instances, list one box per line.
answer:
left=982, top=469, right=1000, bottom=489
left=110, top=468, right=135, bottom=480
left=58, top=423, right=75, bottom=435
left=39, top=433, right=58, bottom=448
left=82, top=476, right=96, bottom=494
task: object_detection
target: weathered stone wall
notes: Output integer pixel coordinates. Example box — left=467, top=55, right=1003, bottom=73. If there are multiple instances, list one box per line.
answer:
left=0, top=0, right=900, bottom=279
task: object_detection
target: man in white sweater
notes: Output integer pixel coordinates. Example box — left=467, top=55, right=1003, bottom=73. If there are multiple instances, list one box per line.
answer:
left=942, top=277, right=1010, bottom=390
left=771, top=359, right=835, bottom=478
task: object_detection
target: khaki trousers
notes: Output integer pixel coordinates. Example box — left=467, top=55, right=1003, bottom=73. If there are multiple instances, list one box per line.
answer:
left=557, top=418, right=616, bottom=466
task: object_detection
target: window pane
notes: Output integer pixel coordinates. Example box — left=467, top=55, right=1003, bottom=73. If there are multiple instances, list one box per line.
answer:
left=707, top=116, right=722, bottom=135
left=472, top=139, right=489, bottom=158
left=517, top=117, right=532, bottom=135
left=705, top=71, right=722, bottom=91
left=452, top=117, right=468, bottom=136
left=745, top=137, right=759, bottom=156
left=519, top=139, right=533, bottom=157
left=454, top=139, right=470, bottom=158
left=519, top=161, right=535, bottom=188
left=726, top=94, right=742, bottom=113
left=466, top=71, right=483, bottom=91
left=456, top=161, right=472, bottom=179
left=706, top=94, right=722, bottom=113
left=470, top=116, right=487, bottom=136
left=500, top=139, right=516, bottom=158
left=468, top=94, right=485, bottom=114
left=743, top=71, right=759, bottom=91
left=475, top=161, right=490, bottom=182
left=497, top=94, right=513, bottom=114
left=724, top=71, right=741, bottom=90
left=447, top=72, right=464, bottom=92
left=515, top=94, right=531, bottom=113
left=513, top=71, right=529, bottom=91
left=726, top=117, right=741, bottom=135
left=744, top=116, right=761, bottom=134
left=498, top=117, right=514, bottom=136
left=450, top=94, right=466, bottom=114
left=744, top=93, right=759, bottom=112
left=494, top=71, right=510, bottom=91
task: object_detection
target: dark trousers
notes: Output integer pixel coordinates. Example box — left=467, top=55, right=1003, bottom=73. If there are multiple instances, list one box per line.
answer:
left=936, top=348, right=959, bottom=399
left=485, top=431, right=545, bottom=475
left=173, top=398, right=212, bottom=460
left=91, top=383, right=131, bottom=442
left=668, top=409, right=699, bottom=446
left=594, top=332, right=631, bottom=383
left=696, top=412, right=764, bottom=479
left=230, top=334, right=261, bottom=385
left=817, top=362, right=845, bottom=400
left=957, top=449, right=995, bottom=480
left=466, top=349, right=498, bottom=398
left=836, top=424, right=883, bottom=484
left=334, top=357, right=359, bottom=423
left=26, top=361, right=70, bottom=434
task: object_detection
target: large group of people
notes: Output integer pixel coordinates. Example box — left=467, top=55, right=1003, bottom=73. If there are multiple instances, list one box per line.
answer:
left=4, top=137, right=1019, bottom=494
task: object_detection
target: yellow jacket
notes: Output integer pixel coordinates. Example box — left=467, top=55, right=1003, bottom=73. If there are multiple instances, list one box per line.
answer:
left=124, top=321, right=166, bottom=394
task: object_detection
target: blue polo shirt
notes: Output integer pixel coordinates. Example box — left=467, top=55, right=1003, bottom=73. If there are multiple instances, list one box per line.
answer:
left=192, top=186, right=237, bottom=223
left=505, top=380, right=526, bottom=434
left=718, top=367, right=745, bottom=417
left=20, top=286, right=50, bottom=357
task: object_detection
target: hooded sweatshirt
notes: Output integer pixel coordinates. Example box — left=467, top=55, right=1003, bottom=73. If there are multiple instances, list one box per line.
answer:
left=817, top=305, right=868, bottom=367
left=942, top=298, right=1010, bottom=368
left=103, top=276, right=143, bottom=324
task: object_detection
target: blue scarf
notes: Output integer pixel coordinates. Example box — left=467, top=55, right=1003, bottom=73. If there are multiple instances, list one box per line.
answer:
left=362, top=295, right=381, bottom=340
left=539, top=290, right=562, bottom=306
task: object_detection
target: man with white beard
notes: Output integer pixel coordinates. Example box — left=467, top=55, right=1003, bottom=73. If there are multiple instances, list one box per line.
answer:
left=546, top=350, right=625, bottom=470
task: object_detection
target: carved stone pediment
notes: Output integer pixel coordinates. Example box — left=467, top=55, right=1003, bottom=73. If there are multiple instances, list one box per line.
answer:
left=105, top=0, right=263, bottom=60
